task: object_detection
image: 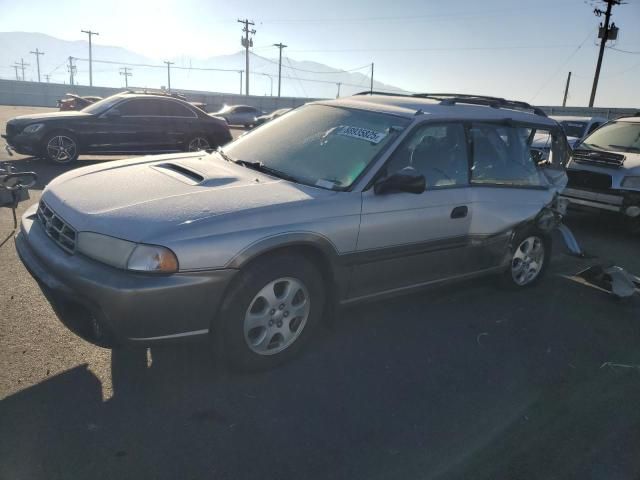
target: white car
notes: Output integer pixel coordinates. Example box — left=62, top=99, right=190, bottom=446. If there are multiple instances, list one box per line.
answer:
left=212, top=105, right=264, bottom=127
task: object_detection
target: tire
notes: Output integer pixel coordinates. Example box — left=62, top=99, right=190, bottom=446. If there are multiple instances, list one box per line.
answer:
left=42, top=131, right=79, bottom=165
left=499, top=227, right=551, bottom=289
left=625, top=215, right=640, bottom=236
left=215, top=253, right=325, bottom=372
left=184, top=135, right=211, bottom=152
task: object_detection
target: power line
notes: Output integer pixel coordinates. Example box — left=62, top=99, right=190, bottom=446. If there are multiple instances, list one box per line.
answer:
left=607, top=46, right=640, bottom=55
left=287, top=44, right=584, bottom=53
left=250, top=51, right=370, bottom=74
left=529, top=29, right=594, bottom=103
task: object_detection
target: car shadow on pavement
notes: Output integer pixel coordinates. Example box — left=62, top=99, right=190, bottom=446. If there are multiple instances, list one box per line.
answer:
left=1, top=272, right=640, bottom=480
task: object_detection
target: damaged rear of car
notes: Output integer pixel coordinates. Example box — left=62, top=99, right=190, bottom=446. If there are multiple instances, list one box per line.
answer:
left=16, top=92, right=571, bottom=371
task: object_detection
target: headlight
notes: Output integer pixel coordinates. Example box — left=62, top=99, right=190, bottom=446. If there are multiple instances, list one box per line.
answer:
left=127, top=244, right=179, bottom=273
left=76, top=232, right=178, bottom=273
left=621, top=176, right=640, bottom=190
left=23, top=123, right=44, bottom=134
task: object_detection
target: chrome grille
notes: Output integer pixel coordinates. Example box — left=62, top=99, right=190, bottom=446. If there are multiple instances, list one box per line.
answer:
left=572, top=149, right=625, bottom=168
left=37, top=201, right=77, bottom=253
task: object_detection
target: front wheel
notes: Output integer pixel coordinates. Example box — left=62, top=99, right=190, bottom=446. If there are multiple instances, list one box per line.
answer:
left=500, top=228, right=551, bottom=289
left=215, top=253, right=325, bottom=371
left=42, top=132, right=79, bottom=164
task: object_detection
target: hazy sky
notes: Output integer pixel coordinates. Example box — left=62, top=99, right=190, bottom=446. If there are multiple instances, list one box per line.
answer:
left=1, top=0, right=639, bottom=106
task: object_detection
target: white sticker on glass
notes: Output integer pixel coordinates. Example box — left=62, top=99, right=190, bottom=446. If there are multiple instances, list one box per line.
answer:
left=336, top=126, right=387, bottom=144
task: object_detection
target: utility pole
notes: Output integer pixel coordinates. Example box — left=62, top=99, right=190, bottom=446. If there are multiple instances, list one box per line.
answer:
left=589, top=0, right=621, bottom=107
left=29, top=48, right=44, bottom=82
left=81, top=29, right=99, bottom=86
left=120, top=67, right=132, bottom=88
left=14, top=58, right=30, bottom=81
left=273, top=42, right=287, bottom=97
left=238, top=19, right=255, bottom=96
left=164, top=61, right=174, bottom=91
left=336, top=82, right=341, bottom=99
left=67, top=56, right=76, bottom=86
left=238, top=70, right=243, bottom=95
left=562, top=71, right=572, bottom=107
left=44, top=74, right=51, bottom=83
left=12, top=65, right=20, bottom=81
left=370, top=63, right=374, bottom=94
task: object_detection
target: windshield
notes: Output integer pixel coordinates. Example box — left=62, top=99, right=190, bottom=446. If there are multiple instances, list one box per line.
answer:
left=581, top=121, right=640, bottom=153
left=558, top=120, right=587, bottom=138
left=223, top=104, right=409, bottom=190
left=81, top=94, right=125, bottom=114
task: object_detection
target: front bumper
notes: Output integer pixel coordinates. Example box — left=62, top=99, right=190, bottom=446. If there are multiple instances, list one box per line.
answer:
left=2, top=132, right=43, bottom=156
left=561, top=187, right=640, bottom=216
left=15, top=205, right=237, bottom=347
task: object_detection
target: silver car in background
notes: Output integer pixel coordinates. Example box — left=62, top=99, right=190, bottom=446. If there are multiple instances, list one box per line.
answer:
left=16, top=92, right=569, bottom=371
left=212, top=105, right=264, bottom=127
left=561, top=116, right=640, bottom=234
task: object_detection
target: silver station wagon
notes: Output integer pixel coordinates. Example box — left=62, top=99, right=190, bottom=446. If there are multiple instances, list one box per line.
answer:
left=16, top=92, right=569, bottom=370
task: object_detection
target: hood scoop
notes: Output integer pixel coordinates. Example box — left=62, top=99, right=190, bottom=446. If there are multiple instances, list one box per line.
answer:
left=152, top=163, right=205, bottom=184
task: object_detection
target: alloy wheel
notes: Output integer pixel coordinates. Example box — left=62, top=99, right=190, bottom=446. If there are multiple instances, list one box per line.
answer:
left=243, top=277, right=311, bottom=355
left=46, top=135, right=77, bottom=163
left=511, top=236, right=545, bottom=286
left=188, top=137, right=210, bottom=152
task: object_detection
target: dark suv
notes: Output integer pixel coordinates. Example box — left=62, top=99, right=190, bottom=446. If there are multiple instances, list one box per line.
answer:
left=3, top=92, right=232, bottom=164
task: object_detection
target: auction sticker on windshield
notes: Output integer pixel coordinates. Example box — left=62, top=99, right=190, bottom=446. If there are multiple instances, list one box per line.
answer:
left=337, top=126, right=387, bottom=144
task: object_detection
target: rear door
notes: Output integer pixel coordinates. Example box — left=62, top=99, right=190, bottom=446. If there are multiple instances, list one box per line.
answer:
left=350, top=122, right=474, bottom=299
left=466, top=122, right=555, bottom=269
left=152, top=99, right=199, bottom=150
left=87, top=98, right=156, bottom=152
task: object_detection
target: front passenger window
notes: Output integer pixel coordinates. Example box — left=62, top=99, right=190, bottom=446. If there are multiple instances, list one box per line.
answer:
left=385, top=123, right=469, bottom=188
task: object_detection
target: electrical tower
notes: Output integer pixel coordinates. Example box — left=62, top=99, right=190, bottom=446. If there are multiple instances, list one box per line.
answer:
left=30, top=48, right=45, bottom=82
left=120, top=67, right=132, bottom=88
left=14, top=58, right=30, bottom=81
left=238, top=19, right=256, bottom=96
left=273, top=43, right=287, bottom=97
left=81, top=29, right=99, bottom=86
left=589, top=0, right=622, bottom=107
left=67, top=56, right=76, bottom=86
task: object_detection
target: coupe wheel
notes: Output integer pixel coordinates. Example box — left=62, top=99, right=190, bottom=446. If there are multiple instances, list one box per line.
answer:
left=500, top=228, right=550, bottom=289
left=216, top=253, right=325, bottom=371
left=186, top=136, right=210, bottom=152
left=43, top=133, right=79, bottom=164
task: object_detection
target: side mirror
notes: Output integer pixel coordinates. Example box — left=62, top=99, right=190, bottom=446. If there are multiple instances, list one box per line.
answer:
left=374, top=167, right=426, bottom=195
left=103, top=108, right=121, bottom=119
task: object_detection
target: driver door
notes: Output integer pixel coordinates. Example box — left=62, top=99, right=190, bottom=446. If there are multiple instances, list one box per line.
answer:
left=350, top=122, right=475, bottom=300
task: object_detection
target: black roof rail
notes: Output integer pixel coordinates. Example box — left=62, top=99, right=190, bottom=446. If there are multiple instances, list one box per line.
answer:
left=352, top=90, right=547, bottom=117
left=123, top=89, right=187, bottom=100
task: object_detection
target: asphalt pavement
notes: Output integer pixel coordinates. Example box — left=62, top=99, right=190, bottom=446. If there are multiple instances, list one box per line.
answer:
left=1, top=105, right=640, bottom=480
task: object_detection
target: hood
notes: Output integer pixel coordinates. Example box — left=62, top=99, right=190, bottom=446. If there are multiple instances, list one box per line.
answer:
left=9, top=111, right=93, bottom=125
left=42, top=152, right=334, bottom=243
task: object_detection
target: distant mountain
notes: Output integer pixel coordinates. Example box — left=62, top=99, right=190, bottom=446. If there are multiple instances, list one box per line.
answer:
left=0, top=32, right=407, bottom=98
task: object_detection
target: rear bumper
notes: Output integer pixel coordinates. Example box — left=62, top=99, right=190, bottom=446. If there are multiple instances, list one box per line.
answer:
left=15, top=205, right=237, bottom=347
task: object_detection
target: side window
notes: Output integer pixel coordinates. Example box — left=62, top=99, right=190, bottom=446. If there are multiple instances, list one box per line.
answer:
left=117, top=99, right=148, bottom=116
left=470, top=123, right=544, bottom=187
left=160, top=101, right=196, bottom=117
left=385, top=123, right=469, bottom=188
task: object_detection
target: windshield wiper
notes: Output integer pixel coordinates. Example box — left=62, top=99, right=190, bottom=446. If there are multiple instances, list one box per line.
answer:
left=216, top=147, right=235, bottom=163
left=236, top=160, right=300, bottom=183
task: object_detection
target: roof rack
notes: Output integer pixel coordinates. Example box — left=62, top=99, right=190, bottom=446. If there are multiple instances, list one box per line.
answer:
left=352, top=90, right=547, bottom=117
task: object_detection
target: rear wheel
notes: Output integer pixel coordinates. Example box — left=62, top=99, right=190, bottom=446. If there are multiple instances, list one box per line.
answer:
left=185, top=135, right=211, bottom=152
left=625, top=215, right=640, bottom=236
left=500, top=228, right=550, bottom=289
left=215, top=253, right=325, bottom=371
left=42, top=132, right=79, bottom=164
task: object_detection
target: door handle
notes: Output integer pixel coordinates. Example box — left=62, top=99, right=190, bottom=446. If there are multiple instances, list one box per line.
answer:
left=451, top=206, right=468, bottom=219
